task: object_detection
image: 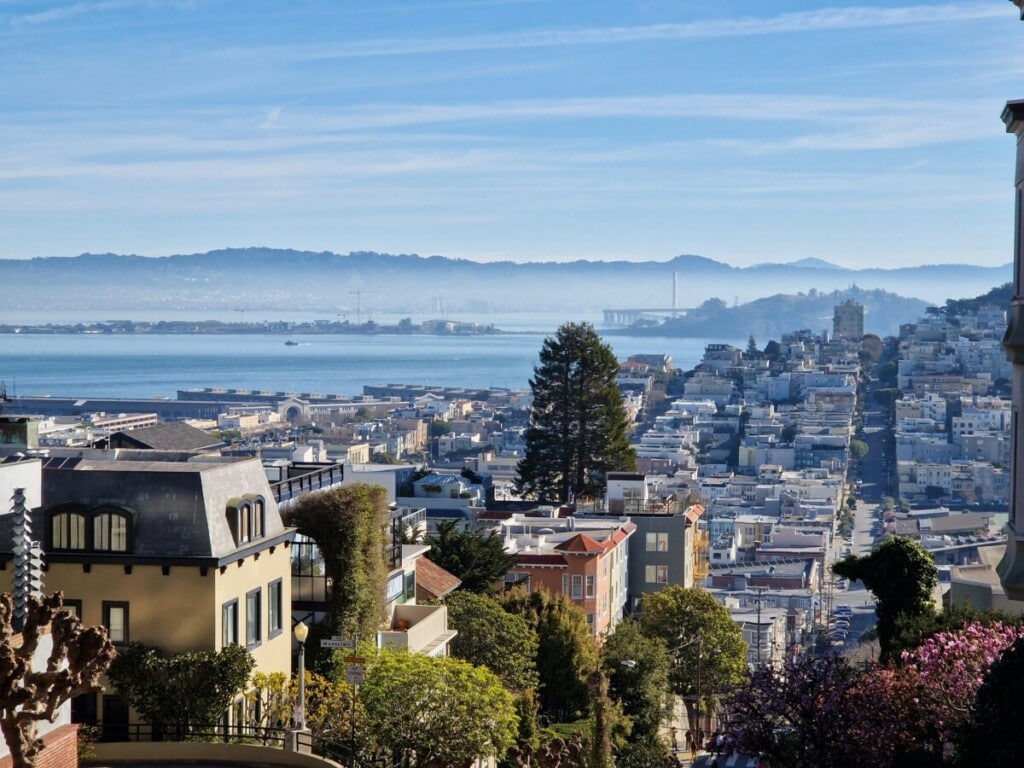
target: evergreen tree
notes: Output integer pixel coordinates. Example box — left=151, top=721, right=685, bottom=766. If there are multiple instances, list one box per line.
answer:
left=425, top=519, right=517, bottom=594
left=602, top=618, right=671, bottom=744
left=515, top=322, right=636, bottom=502
left=499, top=588, right=599, bottom=722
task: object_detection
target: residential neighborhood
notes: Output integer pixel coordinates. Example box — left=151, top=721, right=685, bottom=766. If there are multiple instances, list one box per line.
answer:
left=2, top=288, right=1021, bottom=768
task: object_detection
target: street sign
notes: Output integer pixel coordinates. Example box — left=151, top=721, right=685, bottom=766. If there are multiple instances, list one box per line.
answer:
left=346, top=663, right=365, bottom=686
left=343, top=656, right=366, bottom=665
left=321, top=637, right=357, bottom=649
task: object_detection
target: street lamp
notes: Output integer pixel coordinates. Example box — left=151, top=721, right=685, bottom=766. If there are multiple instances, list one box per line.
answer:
left=294, top=621, right=309, bottom=731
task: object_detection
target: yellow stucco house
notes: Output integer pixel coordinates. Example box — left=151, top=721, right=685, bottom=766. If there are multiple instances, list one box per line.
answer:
left=0, top=449, right=295, bottom=736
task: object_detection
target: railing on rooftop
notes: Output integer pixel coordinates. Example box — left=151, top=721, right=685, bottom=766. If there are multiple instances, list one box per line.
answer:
left=574, top=496, right=687, bottom=516
left=271, top=464, right=345, bottom=508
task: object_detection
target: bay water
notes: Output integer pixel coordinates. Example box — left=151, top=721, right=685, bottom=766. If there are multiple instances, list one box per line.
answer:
left=0, top=310, right=746, bottom=400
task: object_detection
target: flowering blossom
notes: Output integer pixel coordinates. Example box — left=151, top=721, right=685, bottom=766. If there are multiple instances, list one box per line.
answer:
left=900, top=621, right=1024, bottom=742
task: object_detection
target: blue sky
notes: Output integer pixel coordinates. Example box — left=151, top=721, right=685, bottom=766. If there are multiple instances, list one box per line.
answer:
left=1, top=1, right=1022, bottom=268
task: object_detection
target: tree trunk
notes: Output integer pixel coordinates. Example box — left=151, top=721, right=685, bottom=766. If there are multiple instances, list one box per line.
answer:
left=0, top=716, right=39, bottom=768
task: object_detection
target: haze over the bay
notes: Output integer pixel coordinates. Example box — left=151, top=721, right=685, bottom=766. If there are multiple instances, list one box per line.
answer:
left=2, top=1, right=1021, bottom=269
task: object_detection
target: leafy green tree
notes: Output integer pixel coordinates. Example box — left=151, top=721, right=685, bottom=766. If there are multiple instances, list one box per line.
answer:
left=425, top=519, right=517, bottom=593
left=588, top=670, right=616, bottom=768
left=107, top=642, right=255, bottom=738
left=877, top=360, right=899, bottom=387
left=285, top=483, right=390, bottom=641
left=638, top=586, right=747, bottom=732
left=447, top=591, right=539, bottom=691
left=601, top=618, right=670, bottom=744
left=428, top=419, right=451, bottom=438
left=614, top=740, right=677, bottom=768
left=500, top=588, right=599, bottom=722
left=832, top=536, right=937, bottom=663
left=860, top=334, right=884, bottom=363
left=874, top=387, right=901, bottom=407
left=304, top=671, right=355, bottom=741
left=247, top=671, right=292, bottom=734
left=515, top=322, right=636, bottom=502
left=849, top=438, right=869, bottom=462
left=360, top=651, right=518, bottom=768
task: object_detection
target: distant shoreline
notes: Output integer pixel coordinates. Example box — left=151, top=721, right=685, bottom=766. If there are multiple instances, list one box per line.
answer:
left=0, top=319, right=509, bottom=337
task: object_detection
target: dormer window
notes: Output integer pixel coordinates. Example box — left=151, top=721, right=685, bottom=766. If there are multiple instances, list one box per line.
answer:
left=227, top=495, right=267, bottom=547
left=48, top=504, right=133, bottom=553
left=94, top=508, right=131, bottom=552
left=51, top=505, right=87, bottom=551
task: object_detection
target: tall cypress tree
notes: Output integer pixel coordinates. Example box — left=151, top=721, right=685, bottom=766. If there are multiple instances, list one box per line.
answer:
left=515, top=321, right=636, bottom=502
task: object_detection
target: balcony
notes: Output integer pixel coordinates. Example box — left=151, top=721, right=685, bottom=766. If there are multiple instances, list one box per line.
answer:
left=377, top=604, right=457, bottom=656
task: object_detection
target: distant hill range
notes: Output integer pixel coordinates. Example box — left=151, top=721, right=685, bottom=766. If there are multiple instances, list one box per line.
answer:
left=0, top=249, right=1009, bottom=334
left=609, top=286, right=934, bottom=340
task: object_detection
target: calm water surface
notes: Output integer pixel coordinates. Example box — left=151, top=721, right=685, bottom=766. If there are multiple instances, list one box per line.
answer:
left=0, top=311, right=744, bottom=399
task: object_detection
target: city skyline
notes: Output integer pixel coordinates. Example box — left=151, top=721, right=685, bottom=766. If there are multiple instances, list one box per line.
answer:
left=2, top=1, right=1022, bottom=269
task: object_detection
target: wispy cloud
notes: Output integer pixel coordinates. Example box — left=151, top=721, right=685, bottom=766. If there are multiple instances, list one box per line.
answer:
left=0, top=91, right=996, bottom=182
left=7, top=0, right=136, bottom=27
left=212, top=4, right=1009, bottom=61
left=2, top=0, right=192, bottom=29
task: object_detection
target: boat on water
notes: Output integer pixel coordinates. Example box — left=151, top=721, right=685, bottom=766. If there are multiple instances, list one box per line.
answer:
left=285, top=340, right=299, bottom=346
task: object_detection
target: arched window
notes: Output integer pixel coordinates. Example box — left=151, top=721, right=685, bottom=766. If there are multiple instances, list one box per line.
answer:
left=252, top=498, right=265, bottom=539
left=227, top=496, right=267, bottom=547
left=50, top=506, right=87, bottom=551
left=93, top=508, right=131, bottom=552
left=238, top=502, right=252, bottom=544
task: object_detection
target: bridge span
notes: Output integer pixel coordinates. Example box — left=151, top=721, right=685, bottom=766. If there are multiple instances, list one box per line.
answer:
left=602, top=307, right=691, bottom=327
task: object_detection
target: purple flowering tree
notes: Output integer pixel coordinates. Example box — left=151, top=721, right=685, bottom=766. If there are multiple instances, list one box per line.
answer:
left=900, top=620, right=1024, bottom=745
left=724, top=654, right=931, bottom=768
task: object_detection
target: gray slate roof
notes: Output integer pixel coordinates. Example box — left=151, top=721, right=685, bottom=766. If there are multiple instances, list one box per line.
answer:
left=108, top=422, right=225, bottom=452
left=0, top=455, right=290, bottom=563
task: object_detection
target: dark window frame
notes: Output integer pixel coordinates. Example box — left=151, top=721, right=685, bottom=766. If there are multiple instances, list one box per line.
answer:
left=48, top=504, right=133, bottom=553
left=267, top=579, right=283, bottom=639
left=222, top=599, right=239, bottom=648
left=245, top=588, right=261, bottom=649
left=102, top=601, right=129, bottom=645
left=49, top=505, right=88, bottom=551
left=93, top=507, right=132, bottom=552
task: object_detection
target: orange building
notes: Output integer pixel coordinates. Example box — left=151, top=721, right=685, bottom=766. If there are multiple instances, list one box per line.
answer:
left=496, top=515, right=635, bottom=639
